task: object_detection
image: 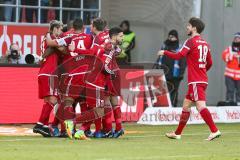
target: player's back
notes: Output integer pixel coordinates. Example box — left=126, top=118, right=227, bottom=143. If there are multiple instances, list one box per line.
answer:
left=92, top=30, right=110, bottom=47
left=71, top=32, right=93, bottom=50
left=63, top=32, right=93, bottom=60
left=63, top=32, right=93, bottom=74
left=185, top=35, right=212, bottom=84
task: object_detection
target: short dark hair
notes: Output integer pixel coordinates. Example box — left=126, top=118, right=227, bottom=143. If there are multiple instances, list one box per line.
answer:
left=120, top=20, right=130, bottom=28
left=49, top=20, right=62, bottom=32
left=109, top=27, right=123, bottom=38
left=73, top=18, right=83, bottom=30
left=188, top=17, right=205, bottom=34
left=92, top=18, right=105, bottom=31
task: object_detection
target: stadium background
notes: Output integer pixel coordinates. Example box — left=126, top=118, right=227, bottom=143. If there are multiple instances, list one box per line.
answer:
left=1, top=0, right=240, bottom=106
left=102, top=0, right=240, bottom=105
left=0, top=1, right=240, bottom=160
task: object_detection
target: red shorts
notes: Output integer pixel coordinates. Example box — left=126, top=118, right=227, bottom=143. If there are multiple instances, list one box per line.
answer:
left=105, top=73, right=121, bottom=96
left=59, top=73, right=85, bottom=99
left=38, top=75, right=58, bottom=99
left=185, top=83, right=207, bottom=102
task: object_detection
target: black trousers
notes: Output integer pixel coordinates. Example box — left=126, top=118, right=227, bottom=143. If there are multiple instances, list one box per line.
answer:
left=167, top=78, right=182, bottom=107
left=225, top=76, right=240, bottom=102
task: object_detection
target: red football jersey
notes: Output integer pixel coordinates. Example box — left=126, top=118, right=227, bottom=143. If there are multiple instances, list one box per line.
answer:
left=92, top=30, right=110, bottom=47
left=164, top=35, right=213, bottom=84
left=92, top=31, right=120, bottom=71
left=62, top=28, right=75, bottom=36
left=84, top=45, right=118, bottom=89
left=39, top=35, right=59, bottom=75
left=55, top=32, right=93, bottom=62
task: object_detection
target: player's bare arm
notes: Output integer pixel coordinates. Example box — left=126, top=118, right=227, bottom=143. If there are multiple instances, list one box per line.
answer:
left=42, top=46, right=68, bottom=60
left=159, top=48, right=188, bottom=60
left=46, top=32, right=59, bottom=47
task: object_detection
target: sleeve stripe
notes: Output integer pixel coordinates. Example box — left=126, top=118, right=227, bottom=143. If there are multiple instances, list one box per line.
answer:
left=183, top=45, right=190, bottom=50
left=103, top=54, right=112, bottom=58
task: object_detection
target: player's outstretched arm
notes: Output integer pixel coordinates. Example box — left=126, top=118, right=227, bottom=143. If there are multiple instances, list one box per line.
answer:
left=42, top=46, right=68, bottom=59
left=46, top=33, right=60, bottom=47
left=157, top=48, right=188, bottom=60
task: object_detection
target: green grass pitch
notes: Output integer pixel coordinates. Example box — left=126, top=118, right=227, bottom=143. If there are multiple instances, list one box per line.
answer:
left=0, top=123, right=239, bottom=160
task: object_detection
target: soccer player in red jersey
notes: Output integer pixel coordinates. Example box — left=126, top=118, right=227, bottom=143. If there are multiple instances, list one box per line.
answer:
left=91, top=18, right=110, bottom=48
left=91, top=19, right=124, bottom=138
left=158, top=17, right=221, bottom=141
left=51, top=20, right=90, bottom=137
left=70, top=26, right=124, bottom=139
left=33, top=20, right=63, bottom=137
left=45, top=18, right=93, bottom=139
left=89, top=18, right=111, bottom=137
left=64, top=18, right=110, bottom=138
left=103, top=30, right=124, bottom=138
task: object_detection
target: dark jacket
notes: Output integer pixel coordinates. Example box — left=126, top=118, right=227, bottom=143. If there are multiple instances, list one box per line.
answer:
left=159, top=40, right=186, bottom=80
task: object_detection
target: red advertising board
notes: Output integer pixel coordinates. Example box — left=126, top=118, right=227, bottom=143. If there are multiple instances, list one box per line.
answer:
left=0, top=24, right=91, bottom=58
left=0, top=67, right=147, bottom=124
left=119, top=69, right=145, bottom=121
left=0, top=66, right=43, bottom=123
left=0, top=25, right=48, bottom=57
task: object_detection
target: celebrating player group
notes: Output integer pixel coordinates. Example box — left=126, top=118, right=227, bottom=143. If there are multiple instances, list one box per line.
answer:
left=33, top=16, right=221, bottom=141
left=33, top=18, right=124, bottom=140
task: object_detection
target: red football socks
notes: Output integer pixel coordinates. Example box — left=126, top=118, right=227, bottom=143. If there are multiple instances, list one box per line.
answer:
left=94, top=118, right=102, bottom=132
left=113, top=106, right=122, bottom=131
left=200, top=108, right=218, bottom=133
left=103, top=111, right=113, bottom=132
left=38, top=102, right=53, bottom=125
left=80, top=102, right=92, bottom=131
left=175, top=110, right=190, bottom=135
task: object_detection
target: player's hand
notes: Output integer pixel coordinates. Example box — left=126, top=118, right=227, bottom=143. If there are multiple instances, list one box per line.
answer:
left=68, top=41, right=75, bottom=52
left=39, top=56, right=46, bottom=64
left=157, top=50, right=164, bottom=56
left=46, top=32, right=51, bottom=39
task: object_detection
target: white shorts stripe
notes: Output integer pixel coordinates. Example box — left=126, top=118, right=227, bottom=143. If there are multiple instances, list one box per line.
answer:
left=193, top=84, right=198, bottom=101
left=49, top=76, right=54, bottom=95
left=66, top=76, right=73, bottom=96
left=96, top=87, right=101, bottom=107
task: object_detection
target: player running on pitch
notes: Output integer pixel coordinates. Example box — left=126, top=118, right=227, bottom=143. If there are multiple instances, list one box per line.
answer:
left=158, top=17, right=221, bottom=141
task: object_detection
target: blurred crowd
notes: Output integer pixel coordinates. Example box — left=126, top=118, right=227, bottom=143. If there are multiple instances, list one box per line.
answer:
left=0, top=0, right=99, bottom=24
